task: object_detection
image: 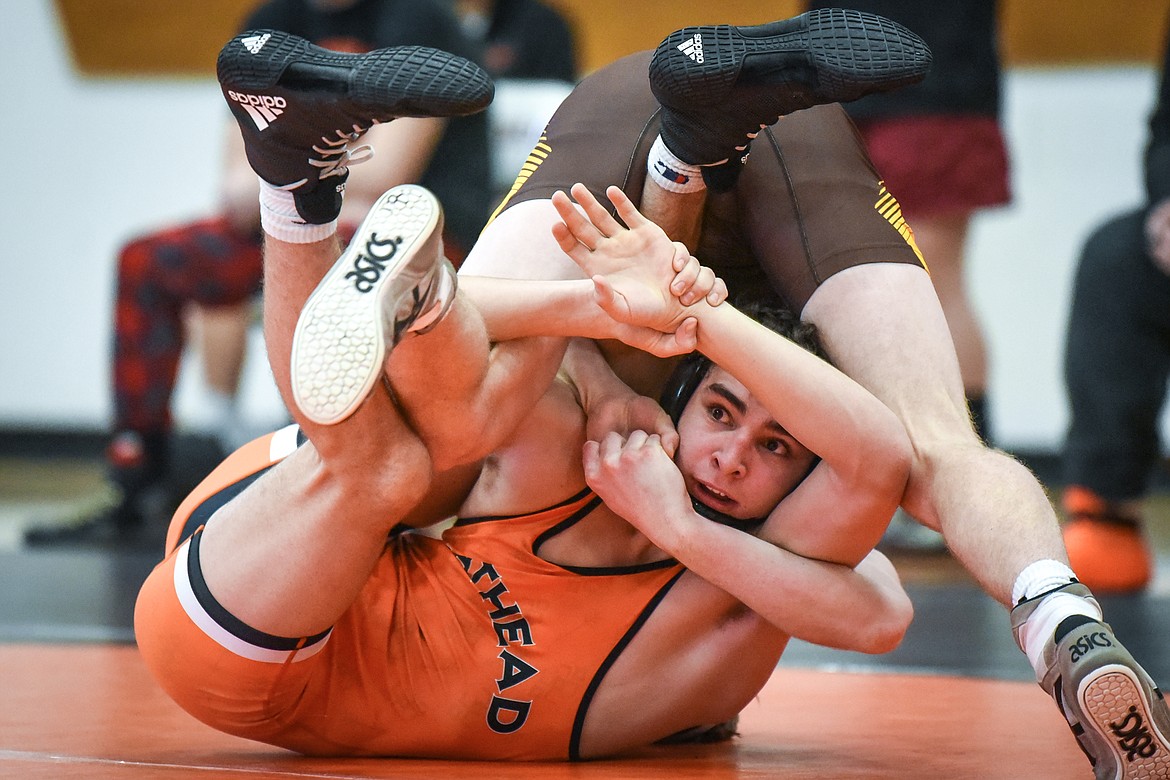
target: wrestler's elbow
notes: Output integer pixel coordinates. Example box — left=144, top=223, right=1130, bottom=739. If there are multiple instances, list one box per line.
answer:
left=855, top=588, right=914, bottom=655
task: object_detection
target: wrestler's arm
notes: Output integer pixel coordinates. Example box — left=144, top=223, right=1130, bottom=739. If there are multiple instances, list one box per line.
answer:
left=457, top=236, right=714, bottom=357
left=583, top=430, right=911, bottom=653
left=692, top=302, right=911, bottom=567
left=443, top=233, right=720, bottom=468
left=558, top=184, right=911, bottom=567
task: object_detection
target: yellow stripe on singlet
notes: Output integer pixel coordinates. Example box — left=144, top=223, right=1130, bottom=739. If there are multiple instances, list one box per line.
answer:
left=483, top=136, right=554, bottom=228
left=874, top=183, right=927, bottom=269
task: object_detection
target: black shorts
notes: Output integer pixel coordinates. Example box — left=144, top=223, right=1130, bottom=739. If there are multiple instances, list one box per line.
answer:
left=496, top=52, right=925, bottom=312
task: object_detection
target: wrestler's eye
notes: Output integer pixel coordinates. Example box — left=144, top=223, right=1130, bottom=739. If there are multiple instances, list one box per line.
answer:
left=762, top=438, right=788, bottom=456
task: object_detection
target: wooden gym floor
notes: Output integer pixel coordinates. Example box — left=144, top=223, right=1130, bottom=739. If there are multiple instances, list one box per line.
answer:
left=1, top=444, right=1168, bottom=779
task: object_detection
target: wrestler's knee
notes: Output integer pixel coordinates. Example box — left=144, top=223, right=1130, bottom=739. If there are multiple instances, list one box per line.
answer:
left=117, top=233, right=167, bottom=289
left=313, top=422, right=435, bottom=517
left=898, top=429, right=995, bottom=531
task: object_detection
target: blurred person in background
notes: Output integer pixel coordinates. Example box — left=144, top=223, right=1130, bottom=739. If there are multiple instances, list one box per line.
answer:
left=1060, top=13, right=1170, bottom=594
left=25, top=0, right=491, bottom=548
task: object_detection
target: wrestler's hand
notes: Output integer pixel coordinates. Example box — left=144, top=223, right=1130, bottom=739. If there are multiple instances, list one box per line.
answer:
left=551, top=184, right=726, bottom=331
left=585, top=395, right=679, bottom=458
left=583, top=430, right=696, bottom=550
left=668, top=242, right=728, bottom=307
left=606, top=317, right=699, bottom=358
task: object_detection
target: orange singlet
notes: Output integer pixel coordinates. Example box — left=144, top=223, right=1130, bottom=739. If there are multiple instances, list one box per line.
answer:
left=135, top=425, right=684, bottom=760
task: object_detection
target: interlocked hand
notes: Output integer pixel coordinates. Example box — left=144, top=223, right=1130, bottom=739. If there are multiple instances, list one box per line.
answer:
left=551, top=184, right=726, bottom=355
left=582, top=430, right=693, bottom=546
left=585, top=393, right=679, bottom=458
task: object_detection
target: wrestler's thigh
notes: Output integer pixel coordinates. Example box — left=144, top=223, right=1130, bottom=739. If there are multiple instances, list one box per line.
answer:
left=802, top=263, right=973, bottom=443
left=733, top=104, right=926, bottom=312
left=462, top=53, right=659, bottom=282
left=460, top=200, right=581, bottom=280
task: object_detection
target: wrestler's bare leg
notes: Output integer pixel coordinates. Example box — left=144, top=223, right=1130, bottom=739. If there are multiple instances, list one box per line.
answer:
left=802, top=264, right=1061, bottom=601
left=910, top=214, right=990, bottom=412
left=198, top=187, right=559, bottom=638
left=196, top=231, right=438, bottom=639
left=196, top=32, right=499, bottom=638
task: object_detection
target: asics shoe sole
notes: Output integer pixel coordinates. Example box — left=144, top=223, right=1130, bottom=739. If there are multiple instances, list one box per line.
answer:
left=291, top=185, right=444, bottom=426
left=1076, top=661, right=1170, bottom=779
left=1049, top=619, right=1170, bottom=780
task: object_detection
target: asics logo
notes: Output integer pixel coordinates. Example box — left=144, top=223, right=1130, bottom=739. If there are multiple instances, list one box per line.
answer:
left=677, top=34, right=704, bottom=64
left=226, top=91, right=286, bottom=131
left=1110, top=706, right=1160, bottom=761
left=393, top=283, right=430, bottom=341
left=345, top=233, right=403, bottom=293
left=241, top=33, right=270, bottom=54
left=1068, top=631, right=1113, bottom=663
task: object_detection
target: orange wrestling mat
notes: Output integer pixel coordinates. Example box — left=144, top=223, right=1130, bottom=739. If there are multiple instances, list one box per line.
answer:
left=1, top=643, right=1090, bottom=779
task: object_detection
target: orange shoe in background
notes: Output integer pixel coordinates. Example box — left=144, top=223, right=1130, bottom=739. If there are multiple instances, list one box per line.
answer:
left=1061, top=486, right=1153, bottom=594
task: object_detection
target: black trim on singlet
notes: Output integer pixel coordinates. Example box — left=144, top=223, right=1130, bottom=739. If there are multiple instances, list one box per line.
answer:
left=174, top=467, right=270, bottom=552
left=171, top=428, right=309, bottom=552
left=567, top=569, right=687, bottom=761
left=534, top=496, right=680, bottom=576
left=186, top=527, right=331, bottom=652
left=456, top=485, right=678, bottom=575
left=453, top=485, right=595, bottom=527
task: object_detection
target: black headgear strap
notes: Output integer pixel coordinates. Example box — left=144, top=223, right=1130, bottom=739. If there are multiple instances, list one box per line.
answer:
left=661, top=353, right=767, bottom=527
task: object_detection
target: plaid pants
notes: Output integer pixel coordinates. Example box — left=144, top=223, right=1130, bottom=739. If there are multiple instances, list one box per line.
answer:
left=112, top=216, right=263, bottom=434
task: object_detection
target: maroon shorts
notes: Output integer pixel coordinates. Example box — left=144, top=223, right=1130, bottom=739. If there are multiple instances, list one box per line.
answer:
left=854, top=114, right=1011, bottom=217
left=496, top=52, right=925, bottom=312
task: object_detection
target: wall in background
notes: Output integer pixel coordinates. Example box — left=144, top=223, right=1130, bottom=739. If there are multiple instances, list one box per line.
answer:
left=3, top=3, right=1166, bottom=453
left=53, top=0, right=1170, bottom=77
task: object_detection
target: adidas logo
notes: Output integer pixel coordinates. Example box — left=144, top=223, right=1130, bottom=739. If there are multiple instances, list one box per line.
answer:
left=241, top=33, right=271, bottom=54
left=226, top=90, right=286, bottom=131
left=677, top=33, right=704, bottom=64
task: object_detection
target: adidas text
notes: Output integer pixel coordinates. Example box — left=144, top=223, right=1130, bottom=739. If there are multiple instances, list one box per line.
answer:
left=1068, top=630, right=1113, bottom=663
left=677, top=34, right=704, bottom=64
left=227, top=91, right=287, bottom=131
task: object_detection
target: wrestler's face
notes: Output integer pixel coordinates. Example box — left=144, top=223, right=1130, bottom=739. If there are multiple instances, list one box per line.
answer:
left=674, top=367, right=816, bottom=520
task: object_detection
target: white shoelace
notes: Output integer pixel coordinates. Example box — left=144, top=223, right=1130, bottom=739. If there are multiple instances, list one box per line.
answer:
left=309, top=121, right=380, bottom=180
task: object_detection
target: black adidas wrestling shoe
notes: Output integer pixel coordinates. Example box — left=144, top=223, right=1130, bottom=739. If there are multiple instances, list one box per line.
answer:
left=217, top=29, right=494, bottom=224
left=649, top=8, right=932, bottom=168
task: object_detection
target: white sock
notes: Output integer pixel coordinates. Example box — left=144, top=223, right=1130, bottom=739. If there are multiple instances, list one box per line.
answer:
left=647, top=136, right=706, bottom=194
left=1011, top=559, right=1078, bottom=604
left=1012, top=560, right=1103, bottom=682
left=1017, top=593, right=1103, bottom=682
left=258, top=180, right=337, bottom=244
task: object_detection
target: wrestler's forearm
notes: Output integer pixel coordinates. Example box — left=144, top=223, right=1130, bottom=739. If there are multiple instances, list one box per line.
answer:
left=694, top=303, right=910, bottom=494
left=666, top=512, right=912, bottom=653
left=458, top=275, right=615, bottom=342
